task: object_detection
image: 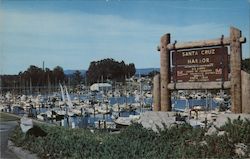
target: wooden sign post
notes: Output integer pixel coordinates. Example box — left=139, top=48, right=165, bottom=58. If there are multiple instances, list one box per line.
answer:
left=155, top=26, right=246, bottom=113
left=160, top=34, right=171, bottom=111
left=230, top=27, right=242, bottom=113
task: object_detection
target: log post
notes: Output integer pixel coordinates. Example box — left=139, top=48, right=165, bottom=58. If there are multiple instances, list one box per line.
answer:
left=160, top=34, right=171, bottom=111
left=241, top=71, right=250, bottom=113
left=153, top=74, right=161, bottom=111
left=230, top=27, right=242, bottom=113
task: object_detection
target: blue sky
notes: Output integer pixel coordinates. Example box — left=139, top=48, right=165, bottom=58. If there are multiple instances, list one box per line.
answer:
left=0, top=0, right=249, bottom=74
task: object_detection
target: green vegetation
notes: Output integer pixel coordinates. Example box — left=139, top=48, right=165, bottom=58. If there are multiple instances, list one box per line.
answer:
left=0, top=112, right=20, bottom=122
left=10, top=117, right=250, bottom=158
left=1, top=58, right=136, bottom=92
left=242, top=58, right=250, bottom=74
left=87, top=58, right=136, bottom=84
left=1, top=65, right=65, bottom=92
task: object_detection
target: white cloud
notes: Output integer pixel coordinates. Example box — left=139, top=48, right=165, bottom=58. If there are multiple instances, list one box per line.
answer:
left=0, top=9, right=248, bottom=74
left=1, top=9, right=226, bottom=40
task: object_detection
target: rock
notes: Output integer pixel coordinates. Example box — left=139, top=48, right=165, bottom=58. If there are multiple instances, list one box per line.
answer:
left=214, top=114, right=250, bottom=128
left=138, top=112, right=177, bottom=132
left=20, top=115, right=33, bottom=133
left=235, top=143, right=248, bottom=157
left=205, top=125, right=217, bottom=135
left=217, top=131, right=226, bottom=136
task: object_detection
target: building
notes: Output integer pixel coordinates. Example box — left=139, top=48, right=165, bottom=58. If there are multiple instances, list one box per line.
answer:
left=90, top=83, right=112, bottom=92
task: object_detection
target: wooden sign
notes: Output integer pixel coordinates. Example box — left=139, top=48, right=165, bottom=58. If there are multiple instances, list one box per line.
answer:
left=172, top=47, right=228, bottom=82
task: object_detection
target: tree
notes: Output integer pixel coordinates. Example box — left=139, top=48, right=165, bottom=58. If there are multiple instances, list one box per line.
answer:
left=127, top=63, right=136, bottom=78
left=242, top=58, right=250, bottom=73
left=23, top=65, right=44, bottom=86
left=53, top=66, right=65, bottom=84
left=72, top=70, right=82, bottom=86
left=87, top=58, right=136, bottom=84
left=0, top=65, right=66, bottom=93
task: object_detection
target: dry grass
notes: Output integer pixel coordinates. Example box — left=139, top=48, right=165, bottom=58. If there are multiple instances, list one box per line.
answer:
left=0, top=112, right=20, bottom=122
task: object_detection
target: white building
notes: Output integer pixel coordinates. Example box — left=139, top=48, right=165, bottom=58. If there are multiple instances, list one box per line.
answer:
left=90, top=83, right=112, bottom=92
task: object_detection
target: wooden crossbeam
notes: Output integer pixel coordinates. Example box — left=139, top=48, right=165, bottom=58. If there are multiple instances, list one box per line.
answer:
left=167, top=81, right=231, bottom=90
left=157, top=37, right=246, bottom=51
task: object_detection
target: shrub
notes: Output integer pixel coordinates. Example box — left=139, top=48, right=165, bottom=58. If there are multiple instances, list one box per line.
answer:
left=220, top=116, right=250, bottom=144
left=9, top=118, right=250, bottom=158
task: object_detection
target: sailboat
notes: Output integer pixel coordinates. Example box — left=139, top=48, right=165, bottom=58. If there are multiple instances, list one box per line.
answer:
left=64, top=85, right=73, bottom=109
left=58, top=83, right=66, bottom=106
left=60, top=84, right=84, bottom=116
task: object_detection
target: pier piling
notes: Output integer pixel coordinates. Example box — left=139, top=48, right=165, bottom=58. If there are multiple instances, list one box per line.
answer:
left=153, top=74, right=161, bottom=111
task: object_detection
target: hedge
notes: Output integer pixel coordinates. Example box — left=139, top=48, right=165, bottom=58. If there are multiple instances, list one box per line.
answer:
left=10, top=117, right=250, bottom=158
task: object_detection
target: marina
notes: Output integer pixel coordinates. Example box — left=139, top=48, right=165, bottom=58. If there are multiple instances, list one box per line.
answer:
left=0, top=82, right=229, bottom=130
left=0, top=0, right=249, bottom=158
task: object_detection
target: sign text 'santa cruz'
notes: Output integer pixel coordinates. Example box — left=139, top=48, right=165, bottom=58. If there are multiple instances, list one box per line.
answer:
left=172, top=47, right=228, bottom=66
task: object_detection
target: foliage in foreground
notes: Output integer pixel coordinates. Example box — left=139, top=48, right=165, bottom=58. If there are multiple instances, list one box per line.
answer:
left=10, top=117, right=250, bottom=159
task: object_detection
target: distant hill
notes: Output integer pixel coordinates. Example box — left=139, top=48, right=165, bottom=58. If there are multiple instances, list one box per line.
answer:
left=64, top=68, right=160, bottom=76
left=64, top=70, right=86, bottom=75
left=135, top=68, right=160, bottom=75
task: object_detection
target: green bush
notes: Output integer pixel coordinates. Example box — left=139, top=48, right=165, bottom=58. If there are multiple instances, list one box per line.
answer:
left=220, top=116, right=250, bottom=144
left=9, top=117, right=250, bottom=159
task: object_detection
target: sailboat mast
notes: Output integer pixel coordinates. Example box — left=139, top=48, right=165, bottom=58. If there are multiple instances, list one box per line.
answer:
left=0, top=76, right=2, bottom=95
left=64, top=85, right=73, bottom=109
left=59, top=83, right=65, bottom=102
left=48, top=74, right=51, bottom=95
left=29, top=78, right=32, bottom=95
